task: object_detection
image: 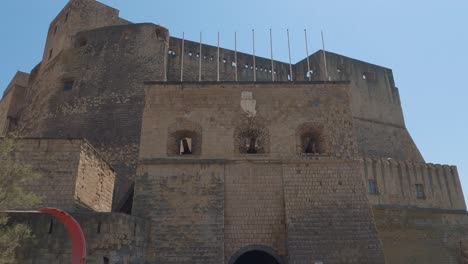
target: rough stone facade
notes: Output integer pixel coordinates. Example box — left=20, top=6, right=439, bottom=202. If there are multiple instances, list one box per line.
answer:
left=0, top=0, right=467, bottom=263
left=0, top=138, right=115, bottom=212
left=6, top=212, right=148, bottom=264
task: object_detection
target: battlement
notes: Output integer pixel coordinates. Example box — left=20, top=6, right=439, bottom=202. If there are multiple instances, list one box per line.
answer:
left=363, top=158, right=466, bottom=211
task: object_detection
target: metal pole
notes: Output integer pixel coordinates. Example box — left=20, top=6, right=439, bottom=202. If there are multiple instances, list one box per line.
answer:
left=321, top=30, right=329, bottom=81
left=217, top=32, right=220, bottom=82
left=252, top=29, right=256, bottom=82
left=199, top=32, right=202, bottom=82
left=270, top=29, right=274, bottom=81
left=287, top=29, right=293, bottom=82
left=234, top=31, right=238, bottom=82
left=181, top=32, right=184, bottom=82
left=304, top=29, right=311, bottom=81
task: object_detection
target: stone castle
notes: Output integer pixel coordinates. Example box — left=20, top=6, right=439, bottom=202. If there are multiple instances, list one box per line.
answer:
left=1, top=0, right=467, bottom=263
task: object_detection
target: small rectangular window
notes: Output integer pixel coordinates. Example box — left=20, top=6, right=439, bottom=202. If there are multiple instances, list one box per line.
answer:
left=65, top=12, right=69, bottom=22
left=368, top=180, right=378, bottom=194
left=63, top=81, right=74, bottom=91
left=48, top=49, right=53, bottom=59
left=415, top=184, right=425, bottom=199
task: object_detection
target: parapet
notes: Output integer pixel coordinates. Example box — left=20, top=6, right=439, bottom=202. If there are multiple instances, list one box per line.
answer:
left=0, top=138, right=115, bottom=212
left=363, top=158, right=466, bottom=211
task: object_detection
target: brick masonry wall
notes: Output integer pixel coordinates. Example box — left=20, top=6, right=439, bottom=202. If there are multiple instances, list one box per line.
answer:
left=167, top=37, right=292, bottom=82
left=136, top=82, right=384, bottom=263
left=283, top=160, right=385, bottom=264
left=76, top=141, right=115, bottom=212
left=0, top=138, right=115, bottom=212
left=373, top=207, right=468, bottom=264
left=3, top=138, right=82, bottom=210
left=140, top=82, right=358, bottom=161
left=364, top=158, right=466, bottom=210
left=134, top=163, right=225, bottom=264
left=13, top=23, right=169, bottom=209
left=7, top=212, right=149, bottom=264
left=295, top=51, right=424, bottom=162
left=224, top=162, right=287, bottom=263
left=135, top=160, right=385, bottom=264
left=42, top=0, right=129, bottom=63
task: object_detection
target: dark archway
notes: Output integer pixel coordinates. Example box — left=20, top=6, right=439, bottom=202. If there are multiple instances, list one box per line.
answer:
left=233, top=250, right=280, bottom=264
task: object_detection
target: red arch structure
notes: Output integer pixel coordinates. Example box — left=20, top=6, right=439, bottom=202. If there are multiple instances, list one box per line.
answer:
left=38, top=208, right=86, bottom=264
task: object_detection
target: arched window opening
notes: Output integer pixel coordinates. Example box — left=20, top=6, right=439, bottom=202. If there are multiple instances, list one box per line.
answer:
left=297, top=123, right=326, bottom=156
left=233, top=250, right=279, bottom=264
left=235, top=126, right=269, bottom=155
left=167, top=127, right=201, bottom=157
left=179, top=137, right=193, bottom=155
left=243, top=136, right=258, bottom=154
left=303, top=135, right=320, bottom=154
left=301, top=133, right=322, bottom=154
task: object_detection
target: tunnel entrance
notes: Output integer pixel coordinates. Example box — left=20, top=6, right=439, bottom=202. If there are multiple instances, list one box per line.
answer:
left=233, top=250, right=280, bottom=264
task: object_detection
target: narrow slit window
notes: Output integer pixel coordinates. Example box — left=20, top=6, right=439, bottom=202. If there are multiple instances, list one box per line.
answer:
left=415, top=184, right=425, bottom=199
left=245, top=137, right=258, bottom=154
left=303, top=136, right=318, bottom=154
left=63, top=80, right=74, bottom=91
left=368, top=180, right=378, bottom=194
left=49, top=49, right=53, bottom=59
left=179, top=137, right=193, bottom=155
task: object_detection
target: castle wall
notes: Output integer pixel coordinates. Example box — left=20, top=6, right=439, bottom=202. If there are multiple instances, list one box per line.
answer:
left=135, top=160, right=384, bottom=264
left=13, top=23, right=169, bottom=210
left=283, top=160, right=384, bottom=264
left=363, top=158, right=466, bottom=210
left=135, top=163, right=225, bottom=264
left=42, top=0, right=129, bottom=63
left=167, top=37, right=292, bottom=82
left=7, top=212, right=148, bottom=264
left=373, top=207, right=468, bottom=264
left=76, top=141, right=115, bottom=212
left=0, top=72, right=29, bottom=136
left=0, top=138, right=115, bottom=212
left=296, top=51, right=424, bottom=162
left=139, top=82, right=357, bottom=160
left=134, top=82, right=384, bottom=263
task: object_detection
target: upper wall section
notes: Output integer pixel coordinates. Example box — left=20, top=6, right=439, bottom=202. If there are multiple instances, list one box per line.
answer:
left=14, top=23, right=169, bottom=210
left=295, top=51, right=424, bottom=161
left=297, top=51, right=403, bottom=125
left=0, top=72, right=29, bottom=136
left=167, top=37, right=292, bottom=82
left=140, top=82, right=358, bottom=161
left=42, top=0, right=129, bottom=64
left=363, top=158, right=466, bottom=211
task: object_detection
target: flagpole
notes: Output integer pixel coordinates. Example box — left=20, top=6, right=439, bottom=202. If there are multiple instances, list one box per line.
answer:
left=217, top=32, right=220, bottom=82
left=287, top=29, right=293, bottom=82
left=199, top=32, right=202, bottom=82
left=181, top=32, right=184, bottom=82
left=304, top=29, right=311, bottom=81
left=270, top=29, right=274, bottom=82
left=235, top=32, right=238, bottom=82
left=252, top=29, right=256, bottom=82
left=321, top=30, right=329, bottom=81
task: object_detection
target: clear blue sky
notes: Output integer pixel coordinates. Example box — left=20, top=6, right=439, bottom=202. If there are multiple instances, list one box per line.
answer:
left=1, top=0, right=467, bottom=202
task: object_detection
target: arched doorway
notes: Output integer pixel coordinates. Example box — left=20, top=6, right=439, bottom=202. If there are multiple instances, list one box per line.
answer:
left=233, top=250, right=280, bottom=264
